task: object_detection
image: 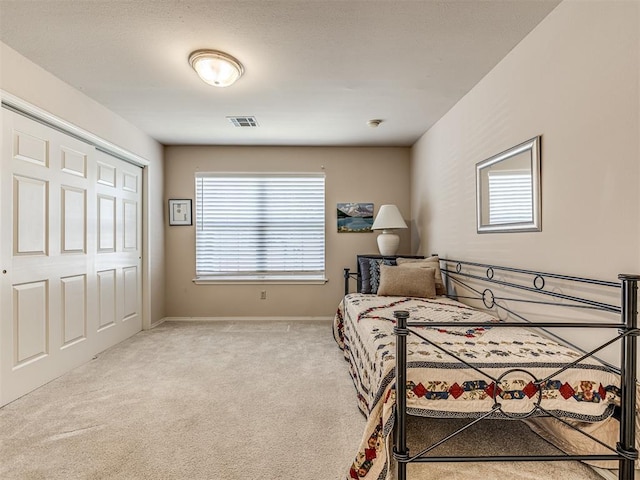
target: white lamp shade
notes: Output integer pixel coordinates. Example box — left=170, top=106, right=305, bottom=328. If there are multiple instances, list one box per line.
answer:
left=189, top=50, right=244, bottom=87
left=371, top=205, right=408, bottom=230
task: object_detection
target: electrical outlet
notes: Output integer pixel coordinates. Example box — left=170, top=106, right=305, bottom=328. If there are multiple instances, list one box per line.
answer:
left=260, top=290, right=267, bottom=300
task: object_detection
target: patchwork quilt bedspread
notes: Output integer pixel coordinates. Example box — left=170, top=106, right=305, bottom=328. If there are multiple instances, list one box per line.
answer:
left=333, top=293, right=618, bottom=480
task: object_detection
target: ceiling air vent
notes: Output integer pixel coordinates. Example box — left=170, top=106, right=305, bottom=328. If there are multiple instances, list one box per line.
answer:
left=227, top=116, right=258, bottom=127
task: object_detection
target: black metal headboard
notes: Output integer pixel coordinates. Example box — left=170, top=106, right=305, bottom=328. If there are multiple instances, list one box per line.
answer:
left=440, top=257, right=621, bottom=314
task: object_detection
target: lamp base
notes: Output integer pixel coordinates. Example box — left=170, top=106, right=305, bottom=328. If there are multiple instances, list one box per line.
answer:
left=376, top=230, right=400, bottom=256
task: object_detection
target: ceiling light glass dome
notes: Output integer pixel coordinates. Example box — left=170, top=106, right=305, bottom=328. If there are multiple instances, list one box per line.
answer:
left=188, top=50, right=244, bottom=87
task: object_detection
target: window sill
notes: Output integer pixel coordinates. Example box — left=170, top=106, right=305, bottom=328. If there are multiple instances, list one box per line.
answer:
left=193, top=276, right=328, bottom=285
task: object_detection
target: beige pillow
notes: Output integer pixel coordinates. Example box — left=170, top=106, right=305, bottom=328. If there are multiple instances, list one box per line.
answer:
left=525, top=415, right=640, bottom=469
left=377, top=264, right=436, bottom=298
left=396, top=256, right=445, bottom=295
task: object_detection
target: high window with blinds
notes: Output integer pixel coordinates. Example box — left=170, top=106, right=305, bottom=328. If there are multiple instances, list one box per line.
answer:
left=195, top=173, right=326, bottom=282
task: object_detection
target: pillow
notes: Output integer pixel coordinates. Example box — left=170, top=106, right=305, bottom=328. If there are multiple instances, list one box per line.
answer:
left=525, top=414, right=640, bottom=469
left=396, top=255, right=445, bottom=295
left=377, top=264, right=436, bottom=298
left=358, top=257, right=395, bottom=294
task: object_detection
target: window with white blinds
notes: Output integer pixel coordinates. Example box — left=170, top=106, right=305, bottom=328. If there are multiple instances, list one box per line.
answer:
left=195, top=173, right=326, bottom=282
left=488, top=170, right=533, bottom=225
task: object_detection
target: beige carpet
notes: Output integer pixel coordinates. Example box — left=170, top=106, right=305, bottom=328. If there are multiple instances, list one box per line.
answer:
left=0, top=321, right=606, bottom=480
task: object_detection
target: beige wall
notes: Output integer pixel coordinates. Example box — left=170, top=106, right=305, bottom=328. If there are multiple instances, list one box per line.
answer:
left=411, top=0, right=640, bottom=280
left=0, top=42, right=166, bottom=327
left=164, top=146, right=411, bottom=318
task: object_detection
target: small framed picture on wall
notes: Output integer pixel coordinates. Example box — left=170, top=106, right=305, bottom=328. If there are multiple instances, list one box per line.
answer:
left=337, top=202, right=374, bottom=233
left=168, top=199, right=192, bottom=226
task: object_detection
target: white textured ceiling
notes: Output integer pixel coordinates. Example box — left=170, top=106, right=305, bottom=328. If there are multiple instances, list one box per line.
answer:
left=0, top=0, right=560, bottom=146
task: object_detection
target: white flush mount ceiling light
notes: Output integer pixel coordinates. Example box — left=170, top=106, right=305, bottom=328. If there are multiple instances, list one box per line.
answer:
left=188, top=49, right=244, bottom=87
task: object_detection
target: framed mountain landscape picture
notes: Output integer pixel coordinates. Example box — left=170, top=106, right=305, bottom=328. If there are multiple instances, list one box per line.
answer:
left=337, top=203, right=374, bottom=233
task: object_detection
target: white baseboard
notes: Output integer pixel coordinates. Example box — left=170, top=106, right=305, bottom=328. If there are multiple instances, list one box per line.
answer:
left=148, top=318, right=166, bottom=329
left=161, top=316, right=334, bottom=322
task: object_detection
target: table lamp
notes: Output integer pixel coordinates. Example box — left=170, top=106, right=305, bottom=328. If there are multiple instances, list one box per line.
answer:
left=371, top=204, right=408, bottom=255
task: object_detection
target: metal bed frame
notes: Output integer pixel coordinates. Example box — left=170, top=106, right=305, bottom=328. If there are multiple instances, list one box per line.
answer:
left=343, top=257, right=639, bottom=480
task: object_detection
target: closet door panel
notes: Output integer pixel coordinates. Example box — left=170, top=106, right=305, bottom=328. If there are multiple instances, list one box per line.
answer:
left=93, top=151, right=142, bottom=349
left=61, top=186, right=86, bottom=253
left=12, top=280, right=48, bottom=366
left=14, top=176, right=48, bottom=255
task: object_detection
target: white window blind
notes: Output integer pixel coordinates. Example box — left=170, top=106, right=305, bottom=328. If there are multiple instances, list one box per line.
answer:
left=195, top=173, right=325, bottom=281
left=488, top=170, right=533, bottom=225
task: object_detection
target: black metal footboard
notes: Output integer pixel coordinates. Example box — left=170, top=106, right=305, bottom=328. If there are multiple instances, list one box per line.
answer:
left=392, top=259, right=639, bottom=480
